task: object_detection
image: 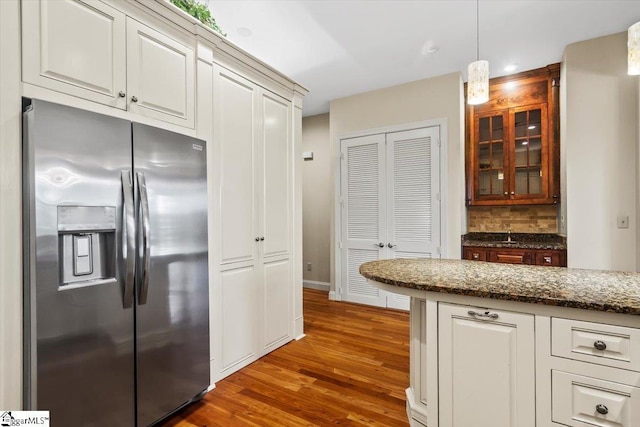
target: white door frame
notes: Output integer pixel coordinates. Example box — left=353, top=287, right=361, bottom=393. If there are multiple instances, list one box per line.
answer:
left=333, top=118, right=448, bottom=302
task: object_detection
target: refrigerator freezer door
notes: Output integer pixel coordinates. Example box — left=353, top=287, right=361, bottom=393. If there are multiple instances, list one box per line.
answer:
left=132, top=124, right=209, bottom=426
left=23, top=100, right=135, bottom=426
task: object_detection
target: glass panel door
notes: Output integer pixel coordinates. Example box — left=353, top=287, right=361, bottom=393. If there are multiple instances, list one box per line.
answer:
left=476, top=112, right=507, bottom=198
left=512, top=106, right=545, bottom=196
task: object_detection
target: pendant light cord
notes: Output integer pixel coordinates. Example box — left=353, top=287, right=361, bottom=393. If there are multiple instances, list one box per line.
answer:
left=476, top=0, right=480, bottom=61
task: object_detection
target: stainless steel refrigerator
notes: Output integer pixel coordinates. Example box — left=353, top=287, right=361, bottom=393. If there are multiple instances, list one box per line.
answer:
left=23, top=99, right=210, bottom=426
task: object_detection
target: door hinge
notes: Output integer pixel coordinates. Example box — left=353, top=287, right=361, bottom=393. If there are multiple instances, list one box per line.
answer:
left=437, top=138, right=441, bottom=148
left=339, top=242, right=343, bottom=249
left=436, top=246, right=441, bottom=255
left=340, top=153, right=344, bottom=160
left=339, top=197, right=344, bottom=205
left=436, top=192, right=441, bottom=201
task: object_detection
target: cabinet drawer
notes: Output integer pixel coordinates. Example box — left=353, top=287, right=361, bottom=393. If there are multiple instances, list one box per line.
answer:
left=488, top=249, right=532, bottom=264
left=535, top=251, right=562, bottom=266
left=552, top=318, right=640, bottom=372
left=463, top=248, right=486, bottom=261
left=552, top=370, right=640, bottom=427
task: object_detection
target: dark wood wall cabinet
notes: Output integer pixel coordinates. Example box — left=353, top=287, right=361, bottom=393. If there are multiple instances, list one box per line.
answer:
left=466, top=64, right=561, bottom=206
left=463, top=247, right=567, bottom=267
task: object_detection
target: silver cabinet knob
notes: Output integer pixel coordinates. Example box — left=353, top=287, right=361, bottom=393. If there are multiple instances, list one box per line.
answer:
left=260, top=237, right=265, bottom=241
left=255, top=237, right=260, bottom=242
left=387, top=243, right=396, bottom=248
left=374, top=243, right=384, bottom=248
left=118, top=91, right=126, bottom=98
left=594, top=340, right=607, bottom=351
left=596, top=404, right=608, bottom=415
left=504, top=192, right=508, bottom=195
left=131, top=96, right=138, bottom=103
left=510, top=191, right=515, bottom=195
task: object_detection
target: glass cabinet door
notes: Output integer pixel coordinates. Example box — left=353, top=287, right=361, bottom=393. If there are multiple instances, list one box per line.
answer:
left=475, top=112, right=508, bottom=199
left=511, top=104, right=547, bottom=197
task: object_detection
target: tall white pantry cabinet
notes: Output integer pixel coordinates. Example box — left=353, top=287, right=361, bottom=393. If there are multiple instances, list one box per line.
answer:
left=3, top=0, right=307, bottom=400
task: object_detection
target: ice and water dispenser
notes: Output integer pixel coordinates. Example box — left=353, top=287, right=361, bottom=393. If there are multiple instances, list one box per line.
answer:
left=57, top=206, right=117, bottom=288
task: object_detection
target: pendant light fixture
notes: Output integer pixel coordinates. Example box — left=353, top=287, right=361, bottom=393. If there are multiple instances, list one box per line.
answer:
left=629, top=21, right=640, bottom=75
left=467, top=0, right=489, bottom=105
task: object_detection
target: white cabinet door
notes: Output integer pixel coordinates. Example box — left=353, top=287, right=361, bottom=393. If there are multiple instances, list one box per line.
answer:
left=260, top=91, right=292, bottom=260
left=340, top=134, right=387, bottom=307
left=211, top=65, right=295, bottom=377
left=213, top=66, right=259, bottom=266
left=262, top=259, right=292, bottom=353
left=22, top=0, right=127, bottom=109
left=126, top=18, right=194, bottom=128
left=439, top=303, right=536, bottom=427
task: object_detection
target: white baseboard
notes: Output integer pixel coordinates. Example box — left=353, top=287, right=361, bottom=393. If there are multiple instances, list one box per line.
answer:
left=328, top=290, right=339, bottom=301
left=295, top=333, right=306, bottom=340
left=303, top=280, right=330, bottom=291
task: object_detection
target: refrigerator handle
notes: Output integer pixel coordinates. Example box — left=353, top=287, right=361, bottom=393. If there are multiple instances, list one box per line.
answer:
left=136, top=172, right=151, bottom=305
left=121, top=171, right=136, bottom=309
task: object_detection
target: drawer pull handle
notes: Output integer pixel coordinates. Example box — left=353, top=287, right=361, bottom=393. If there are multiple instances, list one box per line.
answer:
left=467, top=310, right=499, bottom=319
left=596, top=404, right=608, bottom=415
left=594, top=340, right=607, bottom=351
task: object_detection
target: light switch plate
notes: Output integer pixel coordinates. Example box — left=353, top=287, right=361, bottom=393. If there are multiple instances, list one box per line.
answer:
left=617, top=215, right=629, bottom=229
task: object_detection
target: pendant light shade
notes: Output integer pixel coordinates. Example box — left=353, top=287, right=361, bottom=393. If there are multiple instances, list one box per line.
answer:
left=468, top=60, right=489, bottom=105
left=629, top=22, right=640, bottom=75
left=467, top=0, right=489, bottom=105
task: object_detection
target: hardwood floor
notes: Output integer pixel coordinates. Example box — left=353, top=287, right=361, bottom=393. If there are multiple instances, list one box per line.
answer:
left=160, top=289, right=410, bottom=426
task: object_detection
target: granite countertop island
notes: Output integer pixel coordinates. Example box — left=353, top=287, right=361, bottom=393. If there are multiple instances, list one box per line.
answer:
left=359, top=258, right=640, bottom=315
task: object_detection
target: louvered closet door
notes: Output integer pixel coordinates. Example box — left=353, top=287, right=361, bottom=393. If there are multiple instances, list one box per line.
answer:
left=386, top=127, right=440, bottom=310
left=340, top=134, right=387, bottom=307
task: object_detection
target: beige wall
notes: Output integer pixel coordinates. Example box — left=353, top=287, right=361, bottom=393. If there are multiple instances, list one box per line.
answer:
left=302, top=113, right=331, bottom=284
left=329, top=72, right=466, bottom=291
left=563, top=32, right=639, bottom=271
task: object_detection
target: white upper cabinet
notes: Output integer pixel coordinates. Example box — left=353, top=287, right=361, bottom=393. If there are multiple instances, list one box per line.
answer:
left=22, top=0, right=195, bottom=128
left=22, top=0, right=127, bottom=109
left=126, top=18, right=195, bottom=128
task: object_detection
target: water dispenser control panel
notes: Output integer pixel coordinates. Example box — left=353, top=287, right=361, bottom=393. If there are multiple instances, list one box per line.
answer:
left=57, top=206, right=117, bottom=288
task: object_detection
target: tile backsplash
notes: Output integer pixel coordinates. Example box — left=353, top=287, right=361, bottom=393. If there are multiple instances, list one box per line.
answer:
left=467, top=205, right=558, bottom=233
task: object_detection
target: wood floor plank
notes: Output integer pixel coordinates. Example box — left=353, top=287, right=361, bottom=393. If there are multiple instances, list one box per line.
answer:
left=159, top=289, right=410, bottom=426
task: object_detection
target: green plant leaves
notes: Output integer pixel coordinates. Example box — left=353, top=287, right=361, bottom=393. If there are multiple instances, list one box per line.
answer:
left=170, top=0, right=227, bottom=37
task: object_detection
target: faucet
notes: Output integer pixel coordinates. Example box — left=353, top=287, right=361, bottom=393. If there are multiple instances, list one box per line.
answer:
left=507, top=228, right=512, bottom=242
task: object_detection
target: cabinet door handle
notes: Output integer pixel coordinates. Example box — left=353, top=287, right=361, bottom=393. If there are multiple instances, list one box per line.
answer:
left=374, top=243, right=384, bottom=248
left=504, top=192, right=508, bottom=195
left=118, top=91, right=126, bottom=98
left=255, top=237, right=260, bottom=242
left=594, top=340, right=607, bottom=351
left=467, top=310, right=499, bottom=319
left=260, top=237, right=265, bottom=241
left=131, top=96, right=138, bottom=103
left=387, top=243, right=396, bottom=248
left=596, top=404, right=608, bottom=415
left=510, top=191, right=515, bottom=195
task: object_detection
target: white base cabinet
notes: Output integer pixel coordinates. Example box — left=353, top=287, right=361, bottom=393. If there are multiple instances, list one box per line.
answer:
left=438, top=303, right=535, bottom=427
left=368, top=281, right=640, bottom=427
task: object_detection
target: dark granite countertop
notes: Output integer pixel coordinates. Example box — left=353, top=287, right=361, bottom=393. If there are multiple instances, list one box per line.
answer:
left=462, top=232, right=567, bottom=250
left=359, top=258, right=640, bottom=315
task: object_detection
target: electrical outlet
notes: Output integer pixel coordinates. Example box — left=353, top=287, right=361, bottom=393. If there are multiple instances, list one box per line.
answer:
left=617, top=215, right=629, bottom=229
left=306, top=262, right=312, bottom=271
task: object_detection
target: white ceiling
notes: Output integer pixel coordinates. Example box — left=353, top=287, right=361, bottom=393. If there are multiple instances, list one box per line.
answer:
left=208, top=1, right=640, bottom=117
